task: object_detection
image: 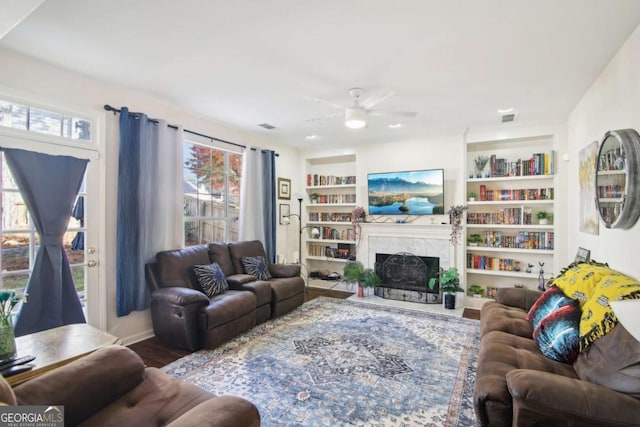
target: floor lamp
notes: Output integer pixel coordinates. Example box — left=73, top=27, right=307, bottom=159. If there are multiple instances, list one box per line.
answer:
left=282, top=197, right=320, bottom=289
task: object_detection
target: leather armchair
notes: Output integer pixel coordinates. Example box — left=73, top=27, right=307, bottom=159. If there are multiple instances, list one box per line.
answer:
left=2, top=345, right=260, bottom=427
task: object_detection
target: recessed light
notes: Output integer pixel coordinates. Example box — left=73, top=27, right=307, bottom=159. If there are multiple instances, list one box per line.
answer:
left=497, top=108, right=514, bottom=114
left=305, top=134, right=319, bottom=140
left=388, top=123, right=404, bottom=129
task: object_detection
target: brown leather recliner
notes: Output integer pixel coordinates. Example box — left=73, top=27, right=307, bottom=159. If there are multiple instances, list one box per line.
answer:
left=146, top=245, right=257, bottom=351
left=146, top=241, right=305, bottom=352
left=1, top=345, right=260, bottom=427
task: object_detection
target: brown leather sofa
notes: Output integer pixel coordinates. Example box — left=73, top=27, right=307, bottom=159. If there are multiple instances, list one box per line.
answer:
left=474, top=287, right=640, bottom=427
left=146, top=240, right=304, bottom=351
left=1, top=345, right=260, bottom=427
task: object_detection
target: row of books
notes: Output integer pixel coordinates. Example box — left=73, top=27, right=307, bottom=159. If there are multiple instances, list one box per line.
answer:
left=482, top=231, right=554, bottom=250
left=487, top=151, right=555, bottom=177
left=314, top=227, right=355, bottom=241
left=597, top=185, right=625, bottom=199
left=311, top=194, right=356, bottom=204
left=308, top=212, right=352, bottom=222
left=308, top=243, right=352, bottom=259
left=599, top=206, right=623, bottom=225
left=306, top=174, right=356, bottom=187
left=598, top=146, right=624, bottom=171
left=467, top=255, right=523, bottom=272
left=478, top=185, right=554, bottom=201
left=467, top=208, right=527, bottom=225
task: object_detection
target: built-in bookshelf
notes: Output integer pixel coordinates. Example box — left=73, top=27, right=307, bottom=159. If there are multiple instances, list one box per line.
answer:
left=465, top=134, right=558, bottom=308
left=303, top=154, right=357, bottom=286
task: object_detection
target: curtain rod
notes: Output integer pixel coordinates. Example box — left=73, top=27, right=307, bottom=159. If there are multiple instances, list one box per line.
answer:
left=103, top=104, right=278, bottom=156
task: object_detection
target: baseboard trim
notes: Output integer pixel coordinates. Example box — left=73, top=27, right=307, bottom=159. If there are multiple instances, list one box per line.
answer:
left=120, top=329, right=155, bottom=346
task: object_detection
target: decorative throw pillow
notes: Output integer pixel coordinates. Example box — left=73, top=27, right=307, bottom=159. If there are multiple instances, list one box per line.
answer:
left=193, top=262, right=229, bottom=297
left=241, top=256, right=272, bottom=280
left=526, top=286, right=576, bottom=332
left=532, top=303, right=581, bottom=363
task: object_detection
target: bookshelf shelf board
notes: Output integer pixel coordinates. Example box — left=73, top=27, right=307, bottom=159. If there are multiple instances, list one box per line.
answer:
left=307, top=221, right=352, bottom=226
left=306, top=184, right=356, bottom=190
left=597, top=170, right=626, bottom=176
left=598, top=198, right=624, bottom=203
left=467, top=269, right=546, bottom=279
left=467, top=200, right=553, bottom=206
left=306, top=256, right=349, bottom=263
left=466, top=246, right=554, bottom=255
left=467, top=224, right=554, bottom=230
left=467, top=175, right=554, bottom=183
left=307, top=238, right=356, bottom=244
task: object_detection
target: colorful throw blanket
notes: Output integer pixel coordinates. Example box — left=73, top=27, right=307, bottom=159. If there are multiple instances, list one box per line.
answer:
left=550, top=261, right=640, bottom=351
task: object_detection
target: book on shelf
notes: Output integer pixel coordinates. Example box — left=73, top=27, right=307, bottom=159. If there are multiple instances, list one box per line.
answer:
left=482, top=230, right=554, bottom=250
left=487, top=151, right=555, bottom=177
left=307, top=174, right=356, bottom=187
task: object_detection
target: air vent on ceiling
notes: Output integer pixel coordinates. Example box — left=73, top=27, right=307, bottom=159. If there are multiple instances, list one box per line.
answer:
left=258, top=123, right=276, bottom=130
left=501, top=113, right=516, bottom=123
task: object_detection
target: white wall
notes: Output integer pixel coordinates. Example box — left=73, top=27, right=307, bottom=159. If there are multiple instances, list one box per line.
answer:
left=0, top=47, right=301, bottom=343
left=567, top=24, right=640, bottom=279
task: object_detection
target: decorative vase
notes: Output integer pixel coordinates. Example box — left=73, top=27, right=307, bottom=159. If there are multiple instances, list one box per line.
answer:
left=357, top=284, right=365, bottom=298
left=539, top=218, right=548, bottom=225
left=443, top=293, right=456, bottom=309
left=0, top=318, right=17, bottom=361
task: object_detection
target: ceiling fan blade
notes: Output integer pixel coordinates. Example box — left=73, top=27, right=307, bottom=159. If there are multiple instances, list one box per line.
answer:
left=368, top=109, right=418, bottom=118
left=306, top=112, right=343, bottom=122
left=304, top=95, right=345, bottom=110
left=359, top=89, right=395, bottom=110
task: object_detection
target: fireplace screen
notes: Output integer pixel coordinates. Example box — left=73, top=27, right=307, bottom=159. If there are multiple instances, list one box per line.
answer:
left=374, top=252, right=440, bottom=303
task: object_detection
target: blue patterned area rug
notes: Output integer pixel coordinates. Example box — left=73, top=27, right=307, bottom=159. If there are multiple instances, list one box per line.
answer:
left=163, top=297, right=480, bottom=426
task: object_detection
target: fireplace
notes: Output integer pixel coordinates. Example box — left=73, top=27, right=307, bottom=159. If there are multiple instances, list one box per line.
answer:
left=374, top=252, right=441, bottom=303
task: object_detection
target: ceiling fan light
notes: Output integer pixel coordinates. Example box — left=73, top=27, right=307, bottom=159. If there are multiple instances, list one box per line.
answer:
left=345, top=107, right=366, bottom=129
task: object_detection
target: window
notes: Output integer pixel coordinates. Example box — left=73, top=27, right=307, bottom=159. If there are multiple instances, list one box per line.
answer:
left=183, top=141, right=242, bottom=245
left=0, top=100, right=92, bottom=141
left=0, top=153, right=86, bottom=302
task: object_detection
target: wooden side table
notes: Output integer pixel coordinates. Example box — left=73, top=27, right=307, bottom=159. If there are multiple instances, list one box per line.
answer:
left=7, top=323, right=121, bottom=386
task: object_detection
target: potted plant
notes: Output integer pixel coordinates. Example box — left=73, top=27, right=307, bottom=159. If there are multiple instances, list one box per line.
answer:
left=536, top=211, right=551, bottom=225
left=467, top=233, right=483, bottom=246
left=474, top=155, right=490, bottom=178
left=428, top=267, right=463, bottom=309
left=0, top=289, right=27, bottom=360
left=309, top=193, right=320, bottom=204
left=343, top=261, right=381, bottom=297
left=468, top=191, right=477, bottom=202
left=467, top=284, right=485, bottom=298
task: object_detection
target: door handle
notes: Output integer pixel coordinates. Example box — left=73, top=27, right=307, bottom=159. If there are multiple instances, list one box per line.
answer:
left=87, top=260, right=98, bottom=268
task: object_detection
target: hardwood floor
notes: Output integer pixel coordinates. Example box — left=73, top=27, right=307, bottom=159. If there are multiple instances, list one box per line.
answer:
left=128, top=288, right=481, bottom=368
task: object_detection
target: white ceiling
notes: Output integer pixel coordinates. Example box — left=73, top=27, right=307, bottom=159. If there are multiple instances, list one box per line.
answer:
left=2, top=0, right=640, bottom=148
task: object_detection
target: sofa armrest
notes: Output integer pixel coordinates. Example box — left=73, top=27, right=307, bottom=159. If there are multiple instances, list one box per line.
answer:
left=167, top=395, right=260, bottom=427
left=507, top=369, right=640, bottom=427
left=226, top=274, right=258, bottom=287
left=152, top=287, right=209, bottom=306
left=270, top=263, right=301, bottom=278
left=495, top=288, right=542, bottom=311
left=14, top=345, right=145, bottom=427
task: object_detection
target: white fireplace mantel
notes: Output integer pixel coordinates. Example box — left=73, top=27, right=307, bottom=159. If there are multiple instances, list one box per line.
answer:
left=356, top=222, right=457, bottom=271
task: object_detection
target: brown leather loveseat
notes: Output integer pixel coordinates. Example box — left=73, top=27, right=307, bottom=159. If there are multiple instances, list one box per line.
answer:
left=474, top=287, right=640, bottom=426
left=146, top=240, right=305, bottom=351
left=1, top=345, right=260, bottom=427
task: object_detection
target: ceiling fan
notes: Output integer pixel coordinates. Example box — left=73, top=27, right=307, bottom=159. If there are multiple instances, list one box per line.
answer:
left=307, top=88, right=418, bottom=129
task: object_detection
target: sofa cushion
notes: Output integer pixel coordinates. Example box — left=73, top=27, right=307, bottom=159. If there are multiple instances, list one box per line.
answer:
left=574, top=323, right=640, bottom=398
left=241, top=256, right=272, bottom=280
left=156, top=246, right=210, bottom=290
left=228, top=240, right=268, bottom=274
left=526, top=286, right=575, bottom=332
left=532, top=303, right=581, bottom=363
left=193, top=263, right=229, bottom=297
left=199, top=290, right=256, bottom=329
left=269, top=277, right=304, bottom=302
left=480, top=301, right=532, bottom=338
left=474, top=330, right=578, bottom=427
left=208, top=242, right=236, bottom=277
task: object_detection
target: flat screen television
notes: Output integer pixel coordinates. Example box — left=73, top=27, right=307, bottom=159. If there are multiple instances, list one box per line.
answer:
left=367, top=169, right=444, bottom=215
